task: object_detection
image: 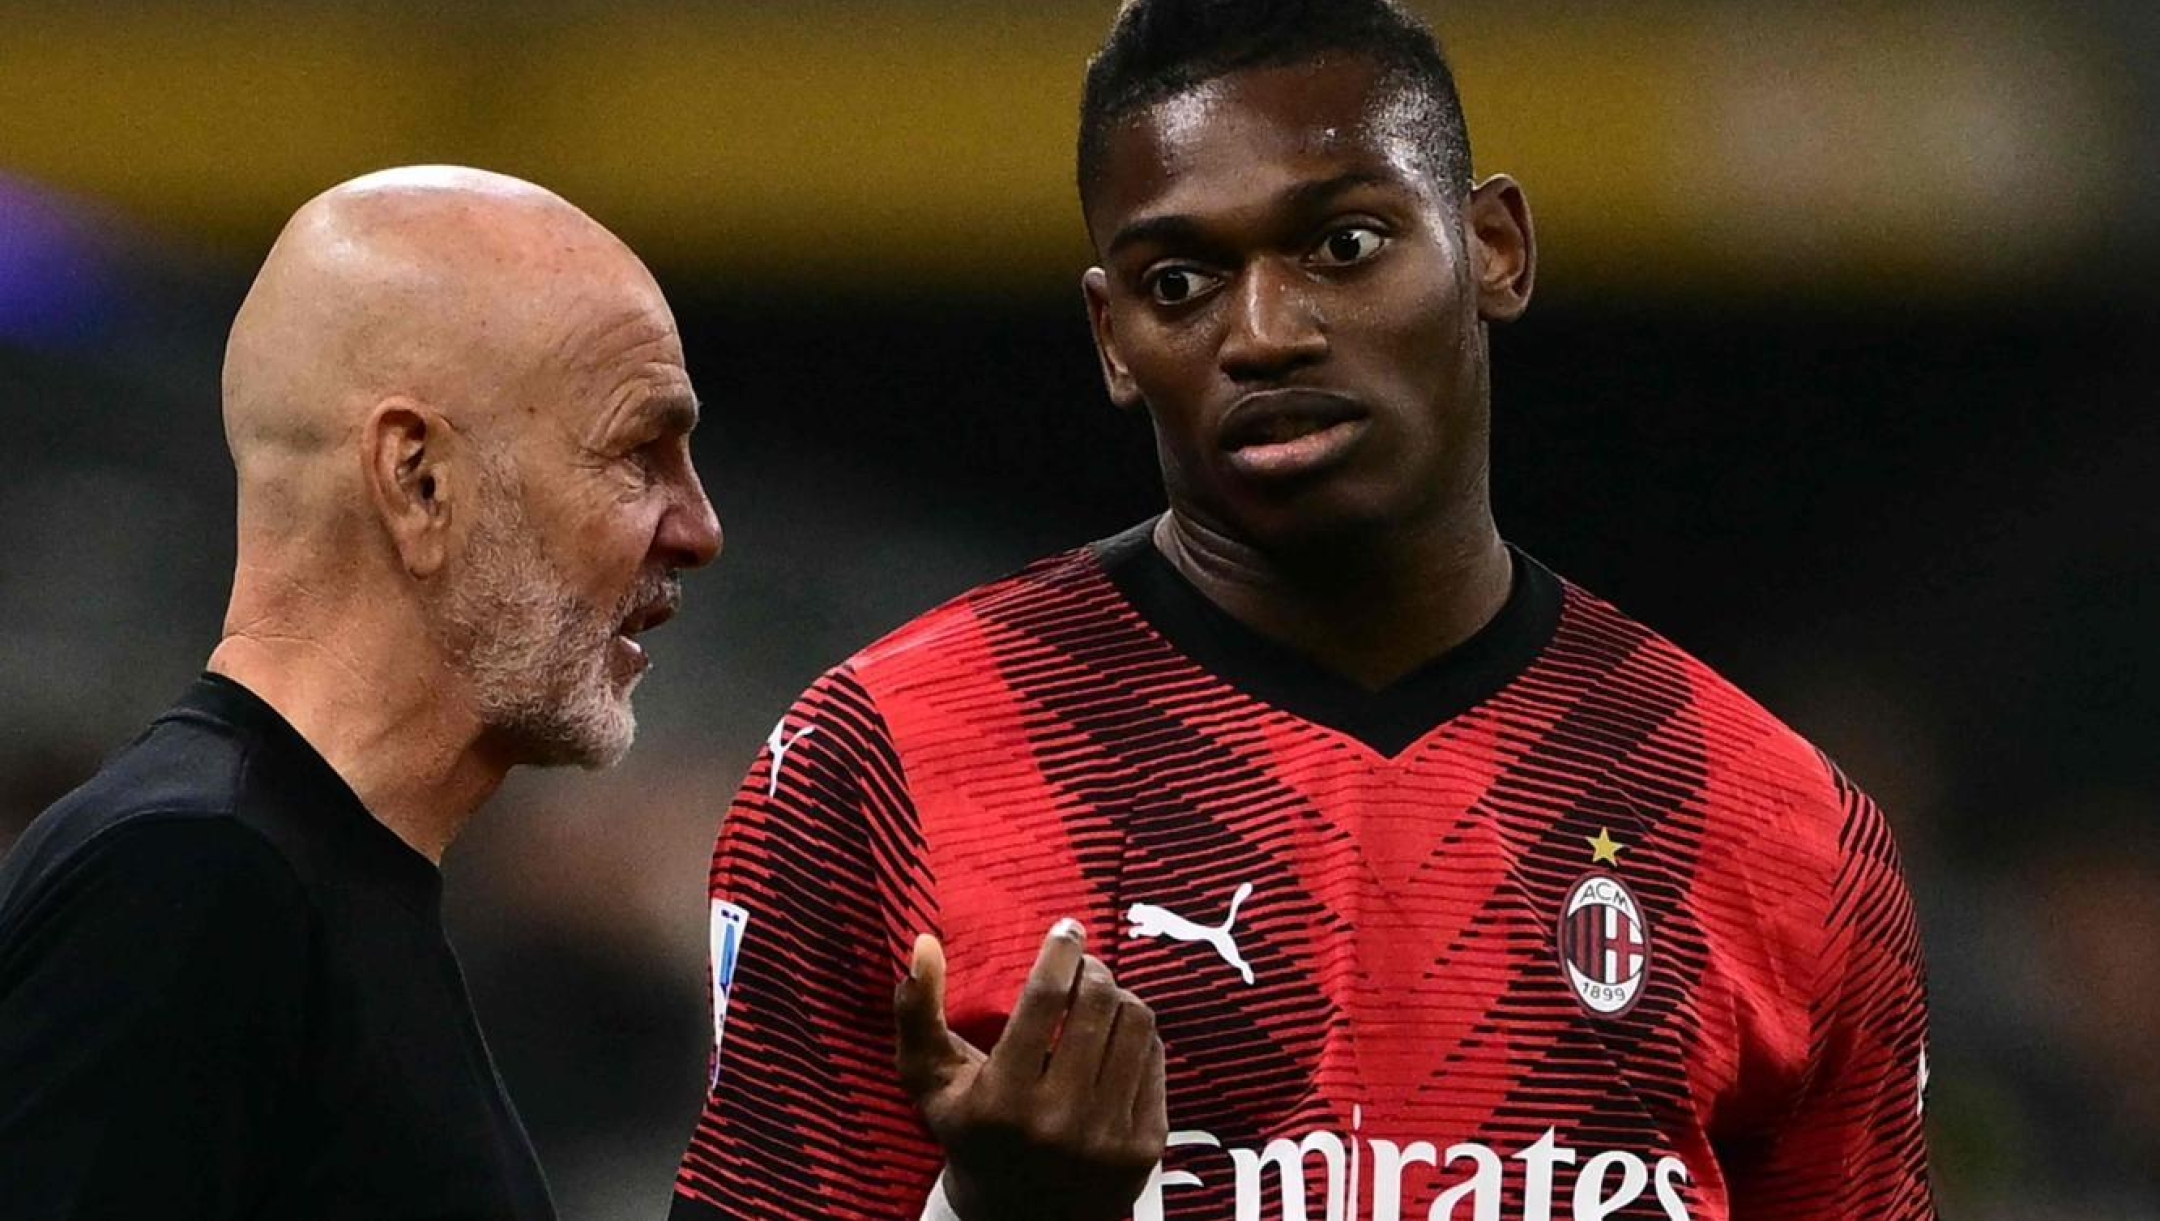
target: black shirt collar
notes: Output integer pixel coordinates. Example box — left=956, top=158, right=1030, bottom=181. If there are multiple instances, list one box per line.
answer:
left=1095, top=520, right=1563, bottom=758
left=169, top=672, right=443, bottom=900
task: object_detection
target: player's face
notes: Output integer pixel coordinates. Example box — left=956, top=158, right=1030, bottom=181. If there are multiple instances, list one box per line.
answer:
left=1082, top=58, right=1533, bottom=551
left=442, top=283, right=721, bottom=768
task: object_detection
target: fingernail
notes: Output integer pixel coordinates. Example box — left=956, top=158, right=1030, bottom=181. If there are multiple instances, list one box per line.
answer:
left=1053, top=917, right=1084, bottom=941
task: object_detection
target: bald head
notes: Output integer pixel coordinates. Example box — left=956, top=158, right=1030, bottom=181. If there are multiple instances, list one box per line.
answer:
left=213, top=167, right=716, bottom=775
left=207, top=165, right=716, bottom=819
left=222, top=165, right=671, bottom=525
left=223, top=166, right=660, bottom=466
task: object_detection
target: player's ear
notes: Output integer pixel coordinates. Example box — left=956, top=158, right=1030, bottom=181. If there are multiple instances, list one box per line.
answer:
left=1082, top=268, right=1146, bottom=413
left=362, top=397, right=458, bottom=579
left=1467, top=174, right=1535, bottom=324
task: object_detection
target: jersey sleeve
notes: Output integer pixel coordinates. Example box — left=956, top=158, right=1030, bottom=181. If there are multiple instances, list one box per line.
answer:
left=0, top=817, right=311, bottom=1219
left=672, top=667, right=944, bottom=1220
left=1726, top=765, right=1936, bottom=1218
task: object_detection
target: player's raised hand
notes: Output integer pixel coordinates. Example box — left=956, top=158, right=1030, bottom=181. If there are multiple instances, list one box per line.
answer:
left=894, top=919, right=1168, bottom=1221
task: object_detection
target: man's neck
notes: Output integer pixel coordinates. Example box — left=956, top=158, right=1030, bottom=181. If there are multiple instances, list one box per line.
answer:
left=205, top=630, right=507, bottom=864
left=1153, top=508, right=1513, bottom=691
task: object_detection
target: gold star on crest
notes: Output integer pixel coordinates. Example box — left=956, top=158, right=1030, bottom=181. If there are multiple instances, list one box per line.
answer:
left=1587, top=828, right=1624, bottom=866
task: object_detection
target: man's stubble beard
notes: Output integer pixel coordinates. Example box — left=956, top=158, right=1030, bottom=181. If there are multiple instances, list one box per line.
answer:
left=433, top=461, right=658, bottom=770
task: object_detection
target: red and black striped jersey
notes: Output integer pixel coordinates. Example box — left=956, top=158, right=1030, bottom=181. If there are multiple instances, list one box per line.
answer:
left=671, top=524, right=1934, bottom=1221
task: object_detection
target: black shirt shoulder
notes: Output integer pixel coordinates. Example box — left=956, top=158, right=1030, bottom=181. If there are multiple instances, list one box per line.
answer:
left=5, top=674, right=439, bottom=903
left=0, top=676, right=554, bottom=1221
left=0, top=723, right=318, bottom=1219
left=1, top=695, right=273, bottom=897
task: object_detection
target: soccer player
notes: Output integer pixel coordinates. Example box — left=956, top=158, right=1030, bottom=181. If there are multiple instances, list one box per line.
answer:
left=0, top=166, right=721, bottom=1219
left=670, top=2, right=1934, bottom=1218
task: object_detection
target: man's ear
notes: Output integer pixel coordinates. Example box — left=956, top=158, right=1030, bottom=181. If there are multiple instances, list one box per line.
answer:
left=362, top=398, right=457, bottom=579
left=1082, top=268, right=1146, bottom=413
left=1467, top=174, right=1536, bottom=324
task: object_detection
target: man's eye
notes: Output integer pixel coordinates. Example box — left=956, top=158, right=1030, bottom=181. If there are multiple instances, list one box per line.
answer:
left=1147, top=267, right=1219, bottom=305
left=1314, top=227, right=1386, bottom=266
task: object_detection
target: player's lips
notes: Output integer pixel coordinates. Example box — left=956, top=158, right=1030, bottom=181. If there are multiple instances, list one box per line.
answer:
left=1218, top=388, right=1371, bottom=480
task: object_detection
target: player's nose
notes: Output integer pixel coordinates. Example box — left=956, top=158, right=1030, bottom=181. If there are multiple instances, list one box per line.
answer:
left=1219, top=260, right=1327, bottom=381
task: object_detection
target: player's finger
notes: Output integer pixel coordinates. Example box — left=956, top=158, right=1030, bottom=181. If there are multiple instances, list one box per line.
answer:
left=1041, top=956, right=1121, bottom=1095
left=894, top=933, right=958, bottom=1077
left=985, top=918, right=1088, bottom=1079
left=1129, top=1031, right=1169, bottom=1149
left=1091, top=993, right=1157, bottom=1116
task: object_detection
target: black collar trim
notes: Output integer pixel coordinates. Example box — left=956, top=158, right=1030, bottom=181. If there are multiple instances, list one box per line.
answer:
left=1094, top=521, right=1563, bottom=758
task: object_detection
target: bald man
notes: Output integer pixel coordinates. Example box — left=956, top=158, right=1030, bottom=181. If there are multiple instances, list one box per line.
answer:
left=0, top=167, right=719, bottom=1220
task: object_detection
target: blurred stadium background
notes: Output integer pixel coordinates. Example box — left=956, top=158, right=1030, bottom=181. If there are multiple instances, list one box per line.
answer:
left=2, top=1, right=2153, bottom=1216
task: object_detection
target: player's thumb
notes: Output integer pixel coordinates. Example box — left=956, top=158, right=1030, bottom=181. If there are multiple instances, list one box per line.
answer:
left=893, top=932, right=961, bottom=1075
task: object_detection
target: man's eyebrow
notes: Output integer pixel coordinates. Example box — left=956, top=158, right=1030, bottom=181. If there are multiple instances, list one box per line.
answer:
left=641, top=391, right=701, bottom=435
left=1105, top=171, right=1409, bottom=259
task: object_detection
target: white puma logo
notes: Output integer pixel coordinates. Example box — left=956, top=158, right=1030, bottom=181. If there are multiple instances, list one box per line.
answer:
left=1126, top=882, right=1256, bottom=985
left=765, top=721, right=816, bottom=797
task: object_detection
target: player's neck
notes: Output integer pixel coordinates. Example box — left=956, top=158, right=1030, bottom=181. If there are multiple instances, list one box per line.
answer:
left=1154, top=508, right=1512, bottom=692
left=206, top=626, right=506, bottom=865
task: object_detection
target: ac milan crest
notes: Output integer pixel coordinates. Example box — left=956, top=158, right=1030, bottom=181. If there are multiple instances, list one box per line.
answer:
left=1557, top=873, right=1651, bottom=1016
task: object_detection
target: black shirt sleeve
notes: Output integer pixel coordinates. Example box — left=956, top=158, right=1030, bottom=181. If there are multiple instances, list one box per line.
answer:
left=0, top=816, right=312, bottom=1219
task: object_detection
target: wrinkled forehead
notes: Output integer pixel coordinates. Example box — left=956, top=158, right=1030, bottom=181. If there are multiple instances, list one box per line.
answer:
left=535, top=298, right=691, bottom=446
left=545, top=268, right=682, bottom=370
left=507, top=253, right=689, bottom=414
left=1087, top=58, right=1439, bottom=236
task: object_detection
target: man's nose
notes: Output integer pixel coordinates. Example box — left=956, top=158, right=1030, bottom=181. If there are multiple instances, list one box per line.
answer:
left=659, top=465, right=723, bottom=570
left=1218, top=261, right=1327, bottom=381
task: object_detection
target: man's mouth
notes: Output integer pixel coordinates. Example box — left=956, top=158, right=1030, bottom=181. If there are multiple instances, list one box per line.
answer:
left=611, top=587, right=681, bottom=673
left=617, top=597, right=677, bottom=640
left=1218, top=389, right=1371, bottom=479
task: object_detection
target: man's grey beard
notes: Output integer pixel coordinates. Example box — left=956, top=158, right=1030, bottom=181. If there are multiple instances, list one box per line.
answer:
left=433, top=463, right=663, bottom=770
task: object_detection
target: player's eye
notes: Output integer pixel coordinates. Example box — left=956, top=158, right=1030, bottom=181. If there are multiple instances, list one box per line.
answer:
left=1146, top=265, right=1221, bottom=306
left=1312, top=226, right=1387, bottom=267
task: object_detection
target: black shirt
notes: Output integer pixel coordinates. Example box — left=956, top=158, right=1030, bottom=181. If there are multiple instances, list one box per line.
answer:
left=0, top=674, right=556, bottom=1220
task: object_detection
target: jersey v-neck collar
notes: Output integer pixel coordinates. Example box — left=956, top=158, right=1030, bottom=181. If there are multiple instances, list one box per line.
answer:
left=1093, top=519, right=1564, bottom=758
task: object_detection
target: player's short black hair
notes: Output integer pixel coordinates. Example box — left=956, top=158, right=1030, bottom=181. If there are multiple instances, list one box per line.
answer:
left=1078, top=0, right=1474, bottom=212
